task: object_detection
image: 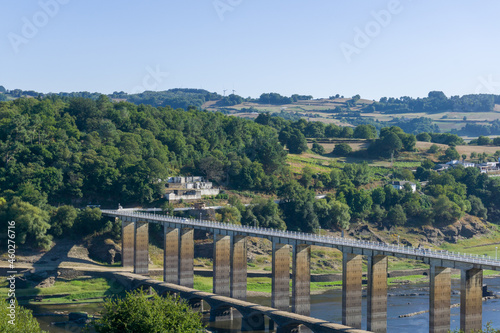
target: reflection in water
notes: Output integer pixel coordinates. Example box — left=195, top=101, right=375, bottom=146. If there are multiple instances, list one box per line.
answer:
left=28, top=277, right=500, bottom=333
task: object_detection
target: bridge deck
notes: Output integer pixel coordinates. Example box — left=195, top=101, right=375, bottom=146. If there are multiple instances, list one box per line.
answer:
left=102, top=210, right=500, bottom=271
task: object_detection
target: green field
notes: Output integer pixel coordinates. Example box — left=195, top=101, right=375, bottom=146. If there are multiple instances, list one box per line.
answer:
left=0, top=277, right=124, bottom=304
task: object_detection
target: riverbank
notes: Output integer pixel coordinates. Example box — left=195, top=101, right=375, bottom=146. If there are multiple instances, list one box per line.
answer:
left=5, top=267, right=499, bottom=305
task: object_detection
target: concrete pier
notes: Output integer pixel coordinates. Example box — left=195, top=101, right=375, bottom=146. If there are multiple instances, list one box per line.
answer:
left=460, top=268, right=483, bottom=333
left=179, top=228, right=194, bottom=288
left=133, top=221, right=149, bottom=275
left=122, top=220, right=135, bottom=267
left=163, top=227, right=179, bottom=284
left=272, top=243, right=290, bottom=311
left=342, top=253, right=362, bottom=329
left=213, top=233, right=231, bottom=296
left=292, top=244, right=311, bottom=316
left=231, top=235, right=247, bottom=301
left=429, top=266, right=450, bottom=333
left=367, top=255, right=387, bottom=333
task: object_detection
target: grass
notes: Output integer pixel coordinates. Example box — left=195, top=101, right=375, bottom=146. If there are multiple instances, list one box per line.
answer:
left=0, top=277, right=125, bottom=304
left=439, top=227, right=500, bottom=258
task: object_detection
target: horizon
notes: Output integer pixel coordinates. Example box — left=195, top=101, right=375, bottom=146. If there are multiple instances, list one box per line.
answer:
left=2, top=1, right=500, bottom=100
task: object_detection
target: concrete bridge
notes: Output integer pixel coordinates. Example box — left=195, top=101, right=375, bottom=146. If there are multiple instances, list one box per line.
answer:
left=102, top=271, right=367, bottom=333
left=102, top=209, right=500, bottom=333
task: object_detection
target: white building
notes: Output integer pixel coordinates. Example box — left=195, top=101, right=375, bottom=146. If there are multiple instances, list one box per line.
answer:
left=165, top=176, right=219, bottom=201
left=392, top=181, right=416, bottom=192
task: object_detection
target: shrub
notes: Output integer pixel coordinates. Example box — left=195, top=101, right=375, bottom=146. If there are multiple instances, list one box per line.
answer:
left=332, top=143, right=352, bottom=156
left=88, top=290, right=204, bottom=332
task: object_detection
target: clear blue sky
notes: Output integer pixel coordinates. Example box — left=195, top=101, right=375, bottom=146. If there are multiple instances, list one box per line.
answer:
left=2, top=0, right=500, bottom=100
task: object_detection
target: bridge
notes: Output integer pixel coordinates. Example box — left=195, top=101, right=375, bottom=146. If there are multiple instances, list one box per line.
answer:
left=102, top=209, right=500, bottom=333
left=102, top=271, right=367, bottom=333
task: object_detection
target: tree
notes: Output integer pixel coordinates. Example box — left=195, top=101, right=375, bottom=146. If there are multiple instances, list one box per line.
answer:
left=441, top=147, right=460, bottom=162
left=428, top=144, right=440, bottom=154
left=387, top=204, right=407, bottom=226
left=160, top=202, right=174, bottom=215
left=278, top=180, right=319, bottom=232
left=469, top=195, right=487, bottom=219
left=49, top=205, right=77, bottom=237
left=433, top=195, right=463, bottom=225
left=477, top=136, right=492, bottom=146
left=0, top=300, right=46, bottom=333
left=311, top=142, right=325, bottom=155
left=218, top=206, right=241, bottom=224
left=89, top=290, right=205, bottom=333
left=416, top=132, right=431, bottom=142
left=329, top=200, right=351, bottom=230
left=340, top=126, right=354, bottom=138
left=299, top=166, right=314, bottom=188
left=73, top=207, right=103, bottom=235
left=332, top=143, right=352, bottom=156
left=288, top=128, right=308, bottom=154
left=353, top=124, right=377, bottom=139
left=0, top=198, right=52, bottom=249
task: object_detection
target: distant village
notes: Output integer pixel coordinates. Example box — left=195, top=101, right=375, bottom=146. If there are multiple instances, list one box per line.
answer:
left=435, top=158, right=500, bottom=173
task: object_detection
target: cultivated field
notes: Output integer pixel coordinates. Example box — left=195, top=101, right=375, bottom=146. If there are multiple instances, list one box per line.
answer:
left=415, top=141, right=500, bottom=156
left=204, top=97, right=500, bottom=133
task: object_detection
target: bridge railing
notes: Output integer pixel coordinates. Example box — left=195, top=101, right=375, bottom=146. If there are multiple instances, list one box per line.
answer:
left=102, top=210, right=500, bottom=268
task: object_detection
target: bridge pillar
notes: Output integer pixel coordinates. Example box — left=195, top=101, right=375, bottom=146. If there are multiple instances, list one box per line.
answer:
left=292, top=244, right=310, bottom=316
left=271, top=242, right=290, bottom=330
left=272, top=242, right=290, bottom=311
left=212, top=233, right=232, bottom=321
left=133, top=221, right=149, bottom=275
left=213, top=233, right=231, bottom=296
left=178, top=228, right=194, bottom=288
left=367, top=255, right=387, bottom=333
left=342, top=252, right=362, bottom=329
left=122, top=220, right=135, bottom=268
left=231, top=235, right=247, bottom=301
left=460, top=268, right=483, bottom=333
left=429, top=266, right=450, bottom=333
left=163, top=227, right=178, bottom=283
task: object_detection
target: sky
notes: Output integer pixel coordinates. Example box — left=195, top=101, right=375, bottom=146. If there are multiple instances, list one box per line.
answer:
left=1, top=0, right=500, bottom=100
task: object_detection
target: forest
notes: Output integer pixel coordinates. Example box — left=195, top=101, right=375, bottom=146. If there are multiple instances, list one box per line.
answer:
left=368, top=91, right=500, bottom=113
left=1, top=96, right=500, bottom=252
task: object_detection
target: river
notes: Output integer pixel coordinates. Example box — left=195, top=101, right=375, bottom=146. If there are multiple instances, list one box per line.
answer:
left=28, top=276, right=500, bottom=332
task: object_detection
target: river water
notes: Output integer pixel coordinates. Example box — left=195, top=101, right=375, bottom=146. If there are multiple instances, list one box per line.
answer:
left=29, top=276, right=500, bottom=333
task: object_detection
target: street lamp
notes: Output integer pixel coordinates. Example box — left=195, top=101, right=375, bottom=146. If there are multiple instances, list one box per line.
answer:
left=496, top=246, right=498, bottom=260
left=397, top=235, right=400, bottom=246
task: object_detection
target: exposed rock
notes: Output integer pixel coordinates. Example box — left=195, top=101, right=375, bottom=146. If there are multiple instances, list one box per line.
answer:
left=438, top=215, right=489, bottom=242
left=420, top=226, right=444, bottom=245
left=68, top=312, right=88, bottom=321
left=87, top=236, right=122, bottom=264
left=35, top=276, right=56, bottom=288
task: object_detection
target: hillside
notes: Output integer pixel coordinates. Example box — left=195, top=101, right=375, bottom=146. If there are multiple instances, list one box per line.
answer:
left=3, top=86, right=500, bottom=135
